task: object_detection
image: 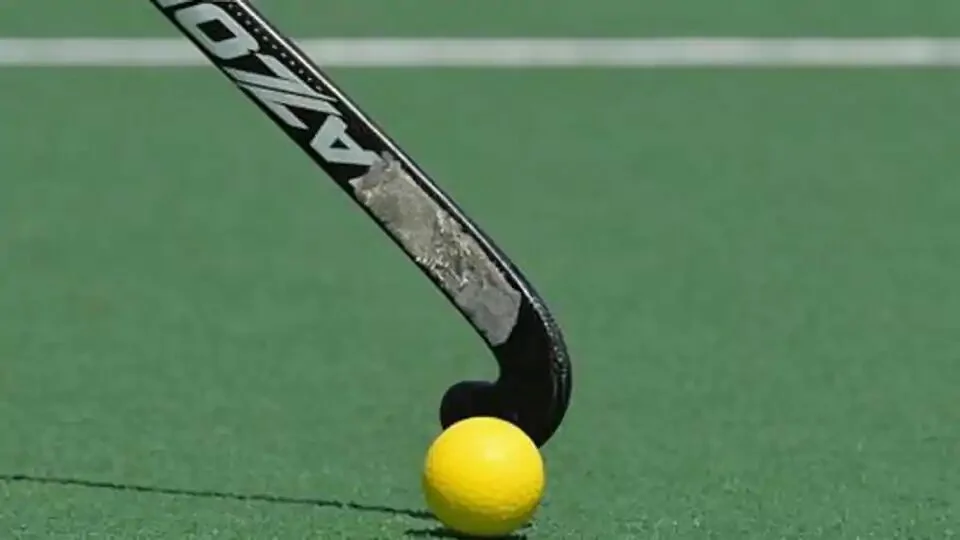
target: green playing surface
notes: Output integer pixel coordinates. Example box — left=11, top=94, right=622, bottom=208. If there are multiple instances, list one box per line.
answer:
left=2, top=3, right=959, bottom=539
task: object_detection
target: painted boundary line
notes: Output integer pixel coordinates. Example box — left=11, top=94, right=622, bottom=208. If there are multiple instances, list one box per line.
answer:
left=1, top=38, right=960, bottom=67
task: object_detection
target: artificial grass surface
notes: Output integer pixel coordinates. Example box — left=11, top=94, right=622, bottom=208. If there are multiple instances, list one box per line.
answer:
left=1, top=68, right=958, bottom=538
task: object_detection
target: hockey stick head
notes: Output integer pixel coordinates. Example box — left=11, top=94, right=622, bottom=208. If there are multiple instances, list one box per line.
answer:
left=438, top=300, right=572, bottom=448
left=352, top=158, right=573, bottom=448
left=436, top=275, right=573, bottom=448
left=149, top=0, right=573, bottom=448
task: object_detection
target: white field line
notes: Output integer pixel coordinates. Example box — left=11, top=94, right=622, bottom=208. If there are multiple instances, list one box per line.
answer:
left=1, top=38, right=960, bottom=68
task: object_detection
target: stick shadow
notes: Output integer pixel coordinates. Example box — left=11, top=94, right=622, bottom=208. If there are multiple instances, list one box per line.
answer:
left=0, top=473, right=434, bottom=521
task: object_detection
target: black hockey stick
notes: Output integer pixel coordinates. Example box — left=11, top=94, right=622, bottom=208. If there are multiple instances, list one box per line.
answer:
left=150, top=0, right=572, bottom=447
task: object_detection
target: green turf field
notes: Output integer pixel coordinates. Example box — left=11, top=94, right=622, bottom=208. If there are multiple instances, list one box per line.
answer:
left=2, top=2, right=959, bottom=539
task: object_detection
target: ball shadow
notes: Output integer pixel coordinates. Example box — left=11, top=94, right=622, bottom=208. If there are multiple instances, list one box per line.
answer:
left=405, top=525, right=528, bottom=539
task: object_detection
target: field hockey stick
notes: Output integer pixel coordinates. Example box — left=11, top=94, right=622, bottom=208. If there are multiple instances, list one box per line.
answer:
left=150, top=0, right=572, bottom=447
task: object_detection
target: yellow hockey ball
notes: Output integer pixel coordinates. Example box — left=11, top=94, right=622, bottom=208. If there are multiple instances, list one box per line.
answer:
left=422, top=417, right=545, bottom=537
